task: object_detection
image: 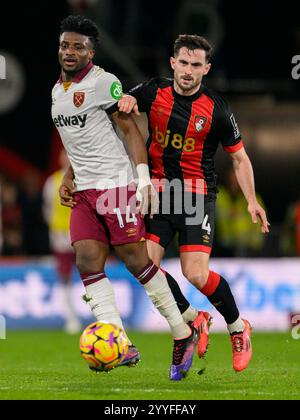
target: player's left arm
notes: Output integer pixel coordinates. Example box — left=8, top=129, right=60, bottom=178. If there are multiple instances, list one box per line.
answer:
left=216, top=95, right=270, bottom=234
left=111, top=112, right=159, bottom=217
left=230, top=147, right=270, bottom=233
left=112, top=111, right=147, bottom=165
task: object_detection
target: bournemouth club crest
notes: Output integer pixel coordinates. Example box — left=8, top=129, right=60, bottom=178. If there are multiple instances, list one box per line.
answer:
left=74, top=92, right=85, bottom=108
left=195, top=116, right=207, bottom=132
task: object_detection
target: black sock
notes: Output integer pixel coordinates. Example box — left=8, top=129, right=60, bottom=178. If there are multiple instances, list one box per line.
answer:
left=207, top=276, right=240, bottom=324
left=165, top=271, right=190, bottom=314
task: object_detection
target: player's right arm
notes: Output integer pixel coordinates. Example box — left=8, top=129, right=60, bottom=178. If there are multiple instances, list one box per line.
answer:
left=112, top=111, right=159, bottom=218
left=118, top=94, right=140, bottom=115
left=59, top=165, right=77, bottom=208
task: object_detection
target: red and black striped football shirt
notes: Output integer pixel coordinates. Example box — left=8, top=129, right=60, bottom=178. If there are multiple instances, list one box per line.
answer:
left=129, top=78, right=243, bottom=194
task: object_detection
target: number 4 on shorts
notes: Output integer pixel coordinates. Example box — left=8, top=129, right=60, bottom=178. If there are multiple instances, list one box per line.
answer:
left=202, top=214, right=211, bottom=235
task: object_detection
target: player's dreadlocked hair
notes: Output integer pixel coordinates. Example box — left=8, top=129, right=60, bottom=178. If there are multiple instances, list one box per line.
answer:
left=174, top=35, right=213, bottom=62
left=60, top=15, right=100, bottom=49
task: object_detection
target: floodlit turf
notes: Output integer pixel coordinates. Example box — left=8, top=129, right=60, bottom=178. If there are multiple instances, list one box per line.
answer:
left=0, top=330, right=299, bottom=400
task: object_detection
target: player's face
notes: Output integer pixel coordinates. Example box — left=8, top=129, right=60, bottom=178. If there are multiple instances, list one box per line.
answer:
left=171, top=47, right=211, bottom=95
left=59, top=32, right=95, bottom=75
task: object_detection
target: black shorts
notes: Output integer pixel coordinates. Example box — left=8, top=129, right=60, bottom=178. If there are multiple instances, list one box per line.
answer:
left=145, top=191, right=216, bottom=254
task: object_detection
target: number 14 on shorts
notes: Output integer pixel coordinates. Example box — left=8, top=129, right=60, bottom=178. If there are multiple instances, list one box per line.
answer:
left=114, top=206, right=138, bottom=228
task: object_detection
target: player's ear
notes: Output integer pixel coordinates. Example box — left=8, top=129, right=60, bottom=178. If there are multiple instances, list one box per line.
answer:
left=170, top=57, right=176, bottom=70
left=89, top=49, right=95, bottom=60
left=203, top=63, right=211, bottom=76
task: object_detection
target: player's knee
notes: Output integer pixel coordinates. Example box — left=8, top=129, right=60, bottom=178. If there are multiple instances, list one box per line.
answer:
left=122, top=252, right=150, bottom=277
left=150, top=254, right=162, bottom=267
left=124, top=257, right=145, bottom=277
left=75, top=248, right=102, bottom=273
left=183, top=267, right=209, bottom=290
left=146, top=245, right=163, bottom=267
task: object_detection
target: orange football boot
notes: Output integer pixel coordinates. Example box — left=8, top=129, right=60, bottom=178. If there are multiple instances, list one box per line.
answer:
left=230, top=319, right=252, bottom=372
left=191, top=311, right=213, bottom=358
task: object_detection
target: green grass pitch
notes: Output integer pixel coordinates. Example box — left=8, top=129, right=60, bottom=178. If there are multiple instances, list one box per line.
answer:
left=0, top=330, right=299, bottom=400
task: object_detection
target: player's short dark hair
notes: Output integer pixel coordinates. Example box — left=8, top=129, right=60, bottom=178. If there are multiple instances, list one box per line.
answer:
left=174, top=35, right=213, bottom=62
left=60, top=15, right=100, bottom=49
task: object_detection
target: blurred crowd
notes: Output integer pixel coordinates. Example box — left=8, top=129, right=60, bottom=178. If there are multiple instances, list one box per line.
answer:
left=0, top=171, right=49, bottom=256
left=1, top=166, right=299, bottom=259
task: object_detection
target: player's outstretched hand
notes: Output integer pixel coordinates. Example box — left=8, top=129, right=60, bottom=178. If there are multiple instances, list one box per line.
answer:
left=248, top=202, right=270, bottom=233
left=136, top=184, right=159, bottom=219
left=118, top=95, right=140, bottom=116
left=59, top=178, right=77, bottom=208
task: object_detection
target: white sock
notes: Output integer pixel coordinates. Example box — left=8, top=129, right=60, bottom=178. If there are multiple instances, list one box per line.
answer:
left=138, top=265, right=191, bottom=339
left=227, top=317, right=245, bottom=334
left=182, top=306, right=198, bottom=323
left=84, top=275, right=132, bottom=345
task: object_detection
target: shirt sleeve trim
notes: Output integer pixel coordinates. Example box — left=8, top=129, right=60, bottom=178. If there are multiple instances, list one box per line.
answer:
left=223, top=140, right=244, bottom=154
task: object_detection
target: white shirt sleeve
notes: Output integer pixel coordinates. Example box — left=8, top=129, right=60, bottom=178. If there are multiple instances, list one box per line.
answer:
left=94, top=72, right=123, bottom=111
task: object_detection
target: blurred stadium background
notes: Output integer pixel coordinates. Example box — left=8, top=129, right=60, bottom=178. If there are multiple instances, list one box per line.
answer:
left=0, top=0, right=300, bottom=335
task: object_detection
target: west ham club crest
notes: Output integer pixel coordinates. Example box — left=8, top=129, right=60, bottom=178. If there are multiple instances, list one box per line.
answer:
left=74, top=92, right=85, bottom=108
